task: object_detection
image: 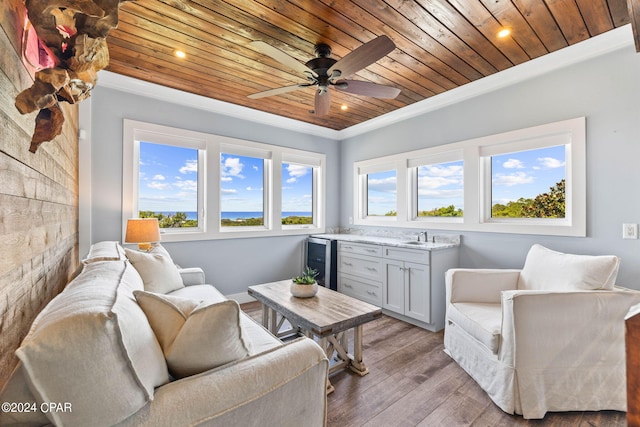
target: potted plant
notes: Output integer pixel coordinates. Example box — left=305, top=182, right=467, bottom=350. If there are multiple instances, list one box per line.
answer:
left=290, top=266, right=319, bottom=298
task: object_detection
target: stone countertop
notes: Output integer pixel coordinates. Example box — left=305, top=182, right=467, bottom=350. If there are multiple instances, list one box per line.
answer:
left=310, top=233, right=460, bottom=251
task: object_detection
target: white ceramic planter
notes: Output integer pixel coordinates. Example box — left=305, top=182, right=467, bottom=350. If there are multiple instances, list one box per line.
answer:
left=290, top=282, right=318, bottom=298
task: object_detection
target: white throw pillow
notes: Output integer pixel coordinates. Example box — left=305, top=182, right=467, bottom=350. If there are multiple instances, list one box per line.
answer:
left=125, top=246, right=184, bottom=294
left=518, top=244, right=620, bottom=291
left=15, top=261, right=169, bottom=426
left=134, top=291, right=253, bottom=379
left=83, top=240, right=126, bottom=264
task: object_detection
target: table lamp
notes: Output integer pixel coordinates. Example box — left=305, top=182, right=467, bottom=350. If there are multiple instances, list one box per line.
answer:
left=125, top=218, right=160, bottom=251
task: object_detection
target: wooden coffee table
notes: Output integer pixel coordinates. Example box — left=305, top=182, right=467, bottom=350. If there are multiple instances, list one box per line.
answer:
left=247, top=280, right=382, bottom=393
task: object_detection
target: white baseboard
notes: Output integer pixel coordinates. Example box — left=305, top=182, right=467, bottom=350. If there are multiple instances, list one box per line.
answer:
left=227, top=291, right=256, bottom=304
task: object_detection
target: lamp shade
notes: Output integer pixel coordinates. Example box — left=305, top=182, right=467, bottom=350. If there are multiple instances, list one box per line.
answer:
left=125, top=218, right=160, bottom=250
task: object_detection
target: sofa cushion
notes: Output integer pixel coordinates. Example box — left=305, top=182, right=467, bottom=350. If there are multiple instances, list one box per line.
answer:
left=0, top=364, right=50, bottom=426
left=134, top=291, right=253, bottom=379
left=126, top=246, right=184, bottom=294
left=83, top=240, right=127, bottom=263
left=448, top=302, right=502, bottom=354
left=518, top=244, right=620, bottom=291
left=169, top=283, right=227, bottom=302
left=15, top=260, right=169, bottom=426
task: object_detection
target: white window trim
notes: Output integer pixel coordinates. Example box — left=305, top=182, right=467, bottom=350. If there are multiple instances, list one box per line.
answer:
left=123, top=120, right=326, bottom=242
left=353, top=117, right=586, bottom=237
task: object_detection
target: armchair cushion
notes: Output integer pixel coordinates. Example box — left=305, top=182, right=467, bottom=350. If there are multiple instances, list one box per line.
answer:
left=517, top=244, right=619, bottom=291
left=448, top=302, right=502, bottom=353
left=134, top=291, right=252, bottom=379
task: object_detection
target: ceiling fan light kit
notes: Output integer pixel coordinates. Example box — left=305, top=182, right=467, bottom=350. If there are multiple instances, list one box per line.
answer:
left=248, top=35, right=401, bottom=116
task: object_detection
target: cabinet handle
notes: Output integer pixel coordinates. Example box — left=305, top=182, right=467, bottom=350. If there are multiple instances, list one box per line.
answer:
left=344, top=283, right=353, bottom=288
left=366, top=290, right=377, bottom=296
left=343, top=262, right=353, bottom=266
left=366, top=249, right=377, bottom=253
left=366, top=267, right=378, bottom=272
left=343, top=245, right=353, bottom=250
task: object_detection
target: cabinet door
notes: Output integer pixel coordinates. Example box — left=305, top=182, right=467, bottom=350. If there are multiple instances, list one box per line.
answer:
left=383, top=260, right=404, bottom=313
left=405, top=262, right=430, bottom=323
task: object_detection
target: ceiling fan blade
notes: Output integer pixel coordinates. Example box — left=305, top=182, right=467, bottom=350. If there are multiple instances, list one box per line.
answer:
left=250, top=41, right=317, bottom=78
left=327, top=35, right=395, bottom=79
left=314, top=89, right=331, bottom=116
left=247, top=84, right=306, bottom=99
left=334, top=80, right=401, bottom=99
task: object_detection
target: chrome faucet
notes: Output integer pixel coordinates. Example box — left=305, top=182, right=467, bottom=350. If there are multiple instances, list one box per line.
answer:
left=417, top=231, right=428, bottom=242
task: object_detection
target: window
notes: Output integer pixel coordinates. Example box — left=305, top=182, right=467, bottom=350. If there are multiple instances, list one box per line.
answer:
left=413, top=158, right=464, bottom=219
left=489, top=145, right=565, bottom=219
left=281, top=162, right=313, bottom=225
left=353, top=117, right=585, bottom=236
left=220, top=153, right=266, bottom=228
left=138, top=141, right=200, bottom=229
left=367, top=170, right=397, bottom=217
left=123, top=120, right=326, bottom=242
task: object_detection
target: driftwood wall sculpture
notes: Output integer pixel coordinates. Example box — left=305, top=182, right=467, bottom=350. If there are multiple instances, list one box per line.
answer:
left=16, top=0, right=129, bottom=152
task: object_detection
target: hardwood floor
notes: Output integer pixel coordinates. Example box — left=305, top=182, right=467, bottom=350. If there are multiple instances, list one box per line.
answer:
left=241, top=301, right=626, bottom=426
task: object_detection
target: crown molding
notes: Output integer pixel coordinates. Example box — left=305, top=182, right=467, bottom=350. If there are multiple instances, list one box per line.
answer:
left=98, top=24, right=634, bottom=142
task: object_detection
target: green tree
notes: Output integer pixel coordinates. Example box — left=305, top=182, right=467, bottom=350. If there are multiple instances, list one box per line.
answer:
left=419, top=205, right=463, bottom=217
left=491, top=179, right=565, bottom=218
left=523, top=179, right=565, bottom=218
left=139, top=211, right=197, bottom=228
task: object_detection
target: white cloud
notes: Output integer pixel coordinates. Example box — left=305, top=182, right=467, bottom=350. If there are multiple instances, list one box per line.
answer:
left=538, top=157, right=565, bottom=169
left=367, top=176, right=397, bottom=193
left=221, top=176, right=232, bottom=182
left=417, top=188, right=464, bottom=198
left=503, top=159, right=525, bottom=169
left=286, top=177, right=297, bottom=184
left=287, top=164, right=310, bottom=177
left=417, top=175, right=461, bottom=190
left=221, top=157, right=244, bottom=179
left=493, top=172, right=534, bottom=187
left=152, top=174, right=165, bottom=181
left=147, top=181, right=171, bottom=190
left=221, top=188, right=237, bottom=194
left=174, top=179, right=197, bottom=192
left=179, top=159, right=198, bottom=174
left=246, top=186, right=263, bottom=191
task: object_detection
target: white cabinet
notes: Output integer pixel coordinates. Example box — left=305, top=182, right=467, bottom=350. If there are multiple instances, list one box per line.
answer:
left=337, top=242, right=383, bottom=306
left=336, top=239, right=458, bottom=331
left=383, top=249, right=431, bottom=323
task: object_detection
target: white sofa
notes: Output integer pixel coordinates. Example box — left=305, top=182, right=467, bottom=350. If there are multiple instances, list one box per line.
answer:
left=0, top=241, right=329, bottom=426
left=444, top=244, right=640, bottom=419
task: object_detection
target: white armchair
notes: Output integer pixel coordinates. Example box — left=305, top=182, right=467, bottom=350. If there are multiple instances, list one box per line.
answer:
left=444, top=244, right=640, bottom=419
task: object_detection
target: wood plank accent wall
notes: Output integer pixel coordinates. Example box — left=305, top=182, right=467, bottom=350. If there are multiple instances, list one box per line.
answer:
left=0, top=0, right=79, bottom=389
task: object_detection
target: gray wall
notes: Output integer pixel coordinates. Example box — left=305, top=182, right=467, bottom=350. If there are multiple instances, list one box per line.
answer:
left=89, top=42, right=640, bottom=294
left=88, top=86, right=340, bottom=295
left=340, top=45, right=640, bottom=289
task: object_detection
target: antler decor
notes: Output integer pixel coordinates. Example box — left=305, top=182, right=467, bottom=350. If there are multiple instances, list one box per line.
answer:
left=15, top=0, right=130, bottom=153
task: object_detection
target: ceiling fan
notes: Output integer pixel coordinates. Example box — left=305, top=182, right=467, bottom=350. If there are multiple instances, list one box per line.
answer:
left=248, top=35, right=401, bottom=116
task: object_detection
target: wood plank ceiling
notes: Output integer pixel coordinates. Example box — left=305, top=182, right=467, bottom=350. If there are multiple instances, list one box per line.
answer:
left=106, top=0, right=631, bottom=130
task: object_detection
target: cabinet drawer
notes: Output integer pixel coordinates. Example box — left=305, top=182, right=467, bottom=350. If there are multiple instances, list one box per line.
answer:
left=383, top=246, right=430, bottom=264
left=339, top=242, right=382, bottom=257
left=339, top=254, right=383, bottom=280
left=339, top=274, right=382, bottom=306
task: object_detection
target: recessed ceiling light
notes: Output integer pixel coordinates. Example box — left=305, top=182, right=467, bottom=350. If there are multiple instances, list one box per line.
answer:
left=340, top=104, right=348, bottom=111
left=175, top=50, right=186, bottom=59
left=497, top=28, right=511, bottom=38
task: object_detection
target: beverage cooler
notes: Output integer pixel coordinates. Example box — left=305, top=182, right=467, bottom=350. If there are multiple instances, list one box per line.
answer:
left=305, top=236, right=337, bottom=291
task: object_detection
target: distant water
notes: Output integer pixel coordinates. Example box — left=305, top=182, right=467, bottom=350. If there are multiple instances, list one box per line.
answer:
left=153, top=211, right=311, bottom=220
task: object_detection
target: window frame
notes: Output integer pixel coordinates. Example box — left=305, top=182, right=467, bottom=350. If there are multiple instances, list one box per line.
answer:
left=353, top=117, right=586, bottom=236
left=123, top=120, right=326, bottom=242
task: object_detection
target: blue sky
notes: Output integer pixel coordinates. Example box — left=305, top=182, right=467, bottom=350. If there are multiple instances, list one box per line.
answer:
left=139, top=142, right=198, bottom=212
left=139, top=142, right=312, bottom=213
